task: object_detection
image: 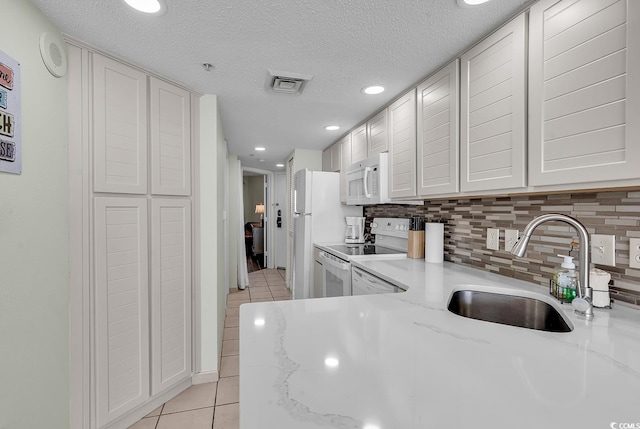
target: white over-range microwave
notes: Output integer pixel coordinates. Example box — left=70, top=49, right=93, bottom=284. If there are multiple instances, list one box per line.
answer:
left=346, top=153, right=390, bottom=205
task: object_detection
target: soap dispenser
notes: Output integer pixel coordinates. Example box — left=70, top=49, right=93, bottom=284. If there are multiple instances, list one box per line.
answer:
left=555, top=254, right=578, bottom=302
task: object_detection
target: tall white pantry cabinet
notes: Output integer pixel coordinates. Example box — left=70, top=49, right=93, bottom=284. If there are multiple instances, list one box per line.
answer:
left=70, top=46, right=194, bottom=428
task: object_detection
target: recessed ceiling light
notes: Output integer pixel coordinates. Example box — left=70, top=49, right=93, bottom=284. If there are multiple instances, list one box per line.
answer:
left=255, top=147, right=266, bottom=151
left=325, top=125, right=340, bottom=131
left=276, top=163, right=284, bottom=168
left=123, top=0, right=167, bottom=14
left=457, top=0, right=491, bottom=6
left=362, top=85, right=385, bottom=95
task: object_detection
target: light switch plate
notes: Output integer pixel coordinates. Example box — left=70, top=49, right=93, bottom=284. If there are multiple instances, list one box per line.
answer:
left=487, top=228, right=499, bottom=251
left=590, top=234, right=616, bottom=266
left=629, top=238, right=640, bottom=269
left=504, top=229, right=519, bottom=252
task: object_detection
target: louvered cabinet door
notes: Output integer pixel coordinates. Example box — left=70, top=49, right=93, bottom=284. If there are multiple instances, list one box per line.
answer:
left=93, top=54, right=148, bottom=194
left=151, top=199, right=192, bottom=395
left=417, top=59, right=459, bottom=196
left=460, top=14, right=527, bottom=192
left=529, top=0, right=640, bottom=186
left=94, top=197, right=149, bottom=426
left=340, top=133, right=352, bottom=203
left=389, top=89, right=417, bottom=198
left=150, top=77, right=192, bottom=196
left=350, top=124, right=368, bottom=163
left=367, top=108, right=389, bottom=155
left=322, top=148, right=332, bottom=171
left=330, top=142, right=341, bottom=172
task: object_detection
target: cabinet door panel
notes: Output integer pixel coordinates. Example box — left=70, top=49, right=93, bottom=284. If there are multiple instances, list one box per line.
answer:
left=367, top=109, right=389, bottom=155
left=461, top=14, right=526, bottom=192
left=151, top=199, right=192, bottom=395
left=417, top=60, right=459, bottom=196
left=94, top=197, right=149, bottom=426
left=322, top=148, right=331, bottom=171
left=350, top=124, right=368, bottom=163
left=150, top=78, right=191, bottom=196
left=529, top=0, right=639, bottom=186
left=330, top=142, right=341, bottom=172
left=389, top=89, right=417, bottom=198
left=339, top=134, right=351, bottom=203
left=93, top=54, right=148, bottom=194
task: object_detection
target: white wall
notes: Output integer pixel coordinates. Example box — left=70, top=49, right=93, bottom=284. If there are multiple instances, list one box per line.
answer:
left=0, top=1, right=70, bottom=427
left=198, top=95, right=227, bottom=377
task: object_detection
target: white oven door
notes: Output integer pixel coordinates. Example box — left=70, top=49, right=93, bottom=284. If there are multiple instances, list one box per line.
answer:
left=319, top=251, right=352, bottom=297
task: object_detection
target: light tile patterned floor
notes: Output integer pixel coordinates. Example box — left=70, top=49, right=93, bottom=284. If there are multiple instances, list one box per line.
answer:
left=129, top=269, right=289, bottom=429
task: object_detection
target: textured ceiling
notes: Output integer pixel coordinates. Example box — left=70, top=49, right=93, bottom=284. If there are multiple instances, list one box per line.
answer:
left=30, top=0, right=531, bottom=170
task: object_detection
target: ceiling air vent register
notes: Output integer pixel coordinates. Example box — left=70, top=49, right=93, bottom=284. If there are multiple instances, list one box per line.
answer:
left=266, top=70, right=313, bottom=95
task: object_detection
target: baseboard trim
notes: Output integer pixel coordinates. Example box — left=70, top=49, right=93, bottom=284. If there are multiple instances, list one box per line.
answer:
left=192, top=370, right=219, bottom=384
left=102, top=378, right=191, bottom=429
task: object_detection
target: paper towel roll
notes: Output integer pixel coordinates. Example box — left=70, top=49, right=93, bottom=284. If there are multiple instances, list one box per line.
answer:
left=590, top=268, right=611, bottom=308
left=425, top=223, right=444, bottom=263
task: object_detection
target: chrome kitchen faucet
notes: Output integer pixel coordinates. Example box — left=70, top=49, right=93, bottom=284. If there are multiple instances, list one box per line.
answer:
left=510, top=214, right=594, bottom=320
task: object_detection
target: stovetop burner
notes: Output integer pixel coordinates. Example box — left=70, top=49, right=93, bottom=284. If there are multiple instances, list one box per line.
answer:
left=326, top=244, right=404, bottom=257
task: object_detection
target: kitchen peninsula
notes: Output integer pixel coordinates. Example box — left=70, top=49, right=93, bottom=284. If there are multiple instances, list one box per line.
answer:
left=240, top=259, right=640, bottom=428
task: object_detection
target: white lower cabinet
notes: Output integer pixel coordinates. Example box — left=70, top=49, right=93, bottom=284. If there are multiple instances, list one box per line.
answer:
left=151, top=199, right=192, bottom=395
left=94, top=196, right=193, bottom=427
left=528, top=0, right=640, bottom=187
left=94, top=197, right=150, bottom=427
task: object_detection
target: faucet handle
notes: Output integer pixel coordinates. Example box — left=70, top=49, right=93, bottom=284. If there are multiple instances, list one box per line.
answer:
left=572, top=296, right=594, bottom=319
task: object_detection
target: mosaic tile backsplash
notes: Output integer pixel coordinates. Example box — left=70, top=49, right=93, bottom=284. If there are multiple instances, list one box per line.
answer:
left=365, top=190, right=640, bottom=308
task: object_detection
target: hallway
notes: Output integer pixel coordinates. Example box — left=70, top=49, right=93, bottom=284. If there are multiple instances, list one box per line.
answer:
left=128, top=269, right=290, bottom=429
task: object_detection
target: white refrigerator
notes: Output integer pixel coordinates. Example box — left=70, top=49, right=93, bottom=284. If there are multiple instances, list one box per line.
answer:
left=293, top=169, right=363, bottom=299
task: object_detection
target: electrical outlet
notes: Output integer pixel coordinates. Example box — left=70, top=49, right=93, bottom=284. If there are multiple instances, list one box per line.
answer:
left=590, top=234, right=616, bottom=266
left=504, top=229, right=519, bottom=252
left=487, top=228, right=500, bottom=250
left=630, top=238, right=640, bottom=269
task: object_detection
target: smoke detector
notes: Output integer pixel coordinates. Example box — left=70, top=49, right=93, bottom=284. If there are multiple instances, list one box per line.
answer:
left=265, top=70, right=313, bottom=95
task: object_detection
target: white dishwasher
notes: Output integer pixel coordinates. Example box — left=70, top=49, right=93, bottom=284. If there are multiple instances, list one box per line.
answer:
left=351, top=266, right=401, bottom=295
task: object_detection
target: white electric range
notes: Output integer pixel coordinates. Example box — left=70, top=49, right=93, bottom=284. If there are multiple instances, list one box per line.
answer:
left=314, top=218, right=410, bottom=297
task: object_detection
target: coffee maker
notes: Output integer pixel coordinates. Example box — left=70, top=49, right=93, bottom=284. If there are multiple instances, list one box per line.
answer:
left=345, top=216, right=366, bottom=244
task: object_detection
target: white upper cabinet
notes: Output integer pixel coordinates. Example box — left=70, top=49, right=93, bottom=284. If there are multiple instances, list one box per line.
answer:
left=529, top=0, right=640, bottom=186
left=322, top=148, right=331, bottom=171
left=389, top=89, right=417, bottom=198
left=350, top=124, right=368, bottom=164
left=322, top=141, right=341, bottom=172
left=339, top=134, right=352, bottom=203
left=367, top=109, right=389, bottom=155
left=460, top=14, right=527, bottom=192
left=93, top=53, right=148, bottom=194
left=150, top=77, right=192, bottom=196
left=417, top=59, right=460, bottom=196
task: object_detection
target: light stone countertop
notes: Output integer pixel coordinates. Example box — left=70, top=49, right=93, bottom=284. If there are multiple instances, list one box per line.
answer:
left=239, top=258, right=640, bottom=429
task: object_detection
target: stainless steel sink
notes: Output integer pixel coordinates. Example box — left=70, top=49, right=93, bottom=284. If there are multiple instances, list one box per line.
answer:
left=447, top=289, right=573, bottom=333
